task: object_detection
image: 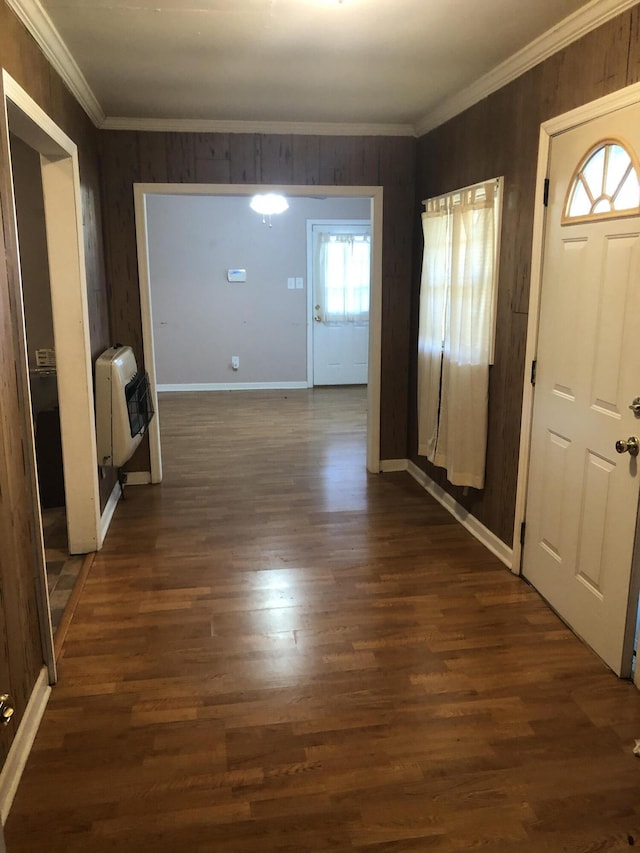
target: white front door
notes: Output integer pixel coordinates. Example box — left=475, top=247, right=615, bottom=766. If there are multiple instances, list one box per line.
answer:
left=523, top=102, right=640, bottom=676
left=311, top=223, right=370, bottom=386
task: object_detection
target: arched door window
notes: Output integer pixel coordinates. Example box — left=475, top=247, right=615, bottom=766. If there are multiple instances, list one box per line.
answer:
left=562, top=138, right=640, bottom=224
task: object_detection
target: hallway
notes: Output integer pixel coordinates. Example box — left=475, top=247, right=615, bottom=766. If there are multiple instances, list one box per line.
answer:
left=5, top=387, right=640, bottom=851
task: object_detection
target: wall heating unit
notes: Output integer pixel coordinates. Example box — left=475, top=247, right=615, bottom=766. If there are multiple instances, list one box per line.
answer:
left=95, top=345, right=154, bottom=468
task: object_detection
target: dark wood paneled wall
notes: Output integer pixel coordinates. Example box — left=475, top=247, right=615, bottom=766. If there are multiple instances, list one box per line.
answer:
left=99, top=131, right=417, bottom=468
left=0, top=0, right=112, bottom=764
left=0, top=3, right=111, bottom=364
left=410, top=7, right=640, bottom=547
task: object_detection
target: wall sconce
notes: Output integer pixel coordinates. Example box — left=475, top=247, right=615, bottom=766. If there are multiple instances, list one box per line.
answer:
left=250, top=193, right=289, bottom=226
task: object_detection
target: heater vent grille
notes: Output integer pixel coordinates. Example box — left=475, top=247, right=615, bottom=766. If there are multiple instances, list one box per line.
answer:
left=125, top=370, right=154, bottom=438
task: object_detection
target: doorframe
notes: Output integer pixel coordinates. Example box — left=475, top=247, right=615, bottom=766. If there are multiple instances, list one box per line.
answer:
left=0, top=72, right=103, bottom=679
left=306, top=218, right=372, bottom=387
left=134, top=184, right=384, bottom=478
left=513, top=79, right=640, bottom=577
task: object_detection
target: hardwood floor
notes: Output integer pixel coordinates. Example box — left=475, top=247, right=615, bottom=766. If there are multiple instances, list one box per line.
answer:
left=5, top=387, right=640, bottom=851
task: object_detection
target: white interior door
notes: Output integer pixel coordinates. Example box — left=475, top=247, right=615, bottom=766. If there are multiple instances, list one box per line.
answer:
left=311, top=222, right=370, bottom=386
left=523, top=103, right=640, bottom=676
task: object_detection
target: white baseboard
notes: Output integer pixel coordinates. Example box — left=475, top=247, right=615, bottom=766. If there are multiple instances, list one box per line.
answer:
left=0, top=667, right=51, bottom=823
left=407, top=460, right=513, bottom=569
left=123, top=471, right=151, bottom=486
left=157, top=381, right=308, bottom=392
left=379, top=459, right=409, bottom=473
left=98, top=479, right=121, bottom=548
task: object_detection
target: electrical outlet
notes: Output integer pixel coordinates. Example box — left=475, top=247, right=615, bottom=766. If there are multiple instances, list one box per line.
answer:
left=231, top=356, right=240, bottom=370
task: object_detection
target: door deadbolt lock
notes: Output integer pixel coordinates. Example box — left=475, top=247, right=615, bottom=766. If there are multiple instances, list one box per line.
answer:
left=0, top=694, right=15, bottom=726
left=615, top=436, right=640, bottom=457
left=629, top=397, right=640, bottom=416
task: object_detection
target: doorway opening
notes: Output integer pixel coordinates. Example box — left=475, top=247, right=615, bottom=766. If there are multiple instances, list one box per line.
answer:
left=1, top=72, right=102, bottom=676
left=8, top=133, right=86, bottom=637
left=133, top=184, right=383, bottom=482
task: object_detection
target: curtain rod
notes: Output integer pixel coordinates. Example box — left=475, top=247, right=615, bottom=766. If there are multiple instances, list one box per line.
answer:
left=422, top=176, right=501, bottom=208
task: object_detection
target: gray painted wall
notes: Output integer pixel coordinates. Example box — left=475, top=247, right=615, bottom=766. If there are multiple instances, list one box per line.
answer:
left=146, top=194, right=370, bottom=386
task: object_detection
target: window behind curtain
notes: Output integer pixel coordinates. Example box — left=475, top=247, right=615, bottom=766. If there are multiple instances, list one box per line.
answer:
left=417, top=178, right=503, bottom=489
left=314, top=228, right=371, bottom=325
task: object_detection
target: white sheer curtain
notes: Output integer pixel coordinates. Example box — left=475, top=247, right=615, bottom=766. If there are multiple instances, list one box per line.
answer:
left=314, top=233, right=371, bottom=324
left=417, top=211, right=449, bottom=461
left=417, top=181, right=498, bottom=489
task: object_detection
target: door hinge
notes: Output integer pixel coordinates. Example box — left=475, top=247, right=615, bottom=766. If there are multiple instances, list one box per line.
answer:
left=520, top=521, right=526, bottom=546
left=543, top=178, right=550, bottom=207
left=530, top=359, right=537, bottom=386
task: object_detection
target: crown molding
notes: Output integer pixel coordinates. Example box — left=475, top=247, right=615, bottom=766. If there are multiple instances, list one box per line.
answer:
left=415, top=0, right=640, bottom=137
left=101, top=116, right=415, bottom=137
left=6, top=0, right=638, bottom=138
left=6, top=0, right=105, bottom=127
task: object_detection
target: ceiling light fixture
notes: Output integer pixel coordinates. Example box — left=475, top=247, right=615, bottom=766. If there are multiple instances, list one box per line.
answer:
left=250, top=193, right=289, bottom=226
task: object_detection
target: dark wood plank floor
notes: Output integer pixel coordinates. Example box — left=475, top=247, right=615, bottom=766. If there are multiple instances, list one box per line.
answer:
left=6, top=388, right=640, bottom=851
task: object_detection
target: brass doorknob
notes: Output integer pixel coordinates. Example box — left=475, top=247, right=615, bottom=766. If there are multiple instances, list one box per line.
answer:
left=615, top=436, right=640, bottom=456
left=0, top=694, right=15, bottom=726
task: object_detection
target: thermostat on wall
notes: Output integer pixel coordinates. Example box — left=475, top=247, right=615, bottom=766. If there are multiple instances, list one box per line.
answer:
left=227, top=269, right=247, bottom=283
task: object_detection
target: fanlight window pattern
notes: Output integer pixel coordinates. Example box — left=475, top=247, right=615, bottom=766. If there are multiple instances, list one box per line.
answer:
left=563, top=139, right=640, bottom=224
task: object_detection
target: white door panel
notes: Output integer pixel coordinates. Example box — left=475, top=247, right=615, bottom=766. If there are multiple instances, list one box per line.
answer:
left=313, top=323, right=369, bottom=385
left=524, top=103, right=640, bottom=675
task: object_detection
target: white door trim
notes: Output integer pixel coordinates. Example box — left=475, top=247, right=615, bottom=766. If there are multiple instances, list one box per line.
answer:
left=1, top=72, right=102, bottom=681
left=134, top=184, right=384, bottom=476
left=2, top=72, right=101, bottom=551
left=513, top=79, right=640, bottom=576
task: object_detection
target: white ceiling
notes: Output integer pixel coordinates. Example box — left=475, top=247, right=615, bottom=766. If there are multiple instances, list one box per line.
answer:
left=11, top=0, right=633, bottom=131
